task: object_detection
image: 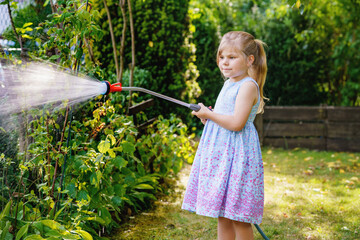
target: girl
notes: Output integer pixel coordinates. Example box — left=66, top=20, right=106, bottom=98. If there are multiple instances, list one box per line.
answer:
left=182, top=31, right=267, bottom=240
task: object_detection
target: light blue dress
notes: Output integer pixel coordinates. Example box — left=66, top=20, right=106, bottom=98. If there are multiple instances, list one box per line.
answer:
left=182, top=77, right=264, bottom=224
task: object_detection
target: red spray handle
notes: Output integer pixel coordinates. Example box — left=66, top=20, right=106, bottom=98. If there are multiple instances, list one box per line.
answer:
left=109, top=82, right=122, bottom=93
left=103, top=81, right=122, bottom=95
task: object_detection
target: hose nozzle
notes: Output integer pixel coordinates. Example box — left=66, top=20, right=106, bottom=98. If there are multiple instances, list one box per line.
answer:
left=102, top=81, right=122, bottom=95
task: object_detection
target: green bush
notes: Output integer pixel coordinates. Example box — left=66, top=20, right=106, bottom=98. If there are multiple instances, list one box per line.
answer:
left=0, top=0, right=197, bottom=237
left=0, top=97, right=196, bottom=239
left=92, top=0, right=201, bottom=120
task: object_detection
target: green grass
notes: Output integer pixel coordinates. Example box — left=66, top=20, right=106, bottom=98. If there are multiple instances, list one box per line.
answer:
left=111, top=147, right=360, bottom=240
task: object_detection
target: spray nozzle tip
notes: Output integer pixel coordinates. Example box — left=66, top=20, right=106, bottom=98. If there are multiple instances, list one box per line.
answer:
left=102, top=81, right=110, bottom=95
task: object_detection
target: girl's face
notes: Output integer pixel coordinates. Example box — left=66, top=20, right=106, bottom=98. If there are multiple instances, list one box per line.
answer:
left=218, top=48, right=249, bottom=82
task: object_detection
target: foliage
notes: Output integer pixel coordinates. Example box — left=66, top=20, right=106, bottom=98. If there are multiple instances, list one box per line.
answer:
left=188, top=1, right=222, bottom=107
left=36, top=0, right=104, bottom=70
left=189, top=0, right=359, bottom=106
left=1, top=0, right=197, bottom=238
left=1, top=0, right=52, bottom=52
left=91, top=0, right=201, bottom=120
left=0, top=97, right=196, bottom=239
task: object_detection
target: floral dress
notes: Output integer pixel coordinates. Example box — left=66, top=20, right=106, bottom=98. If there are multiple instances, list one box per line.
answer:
left=182, top=77, right=264, bottom=224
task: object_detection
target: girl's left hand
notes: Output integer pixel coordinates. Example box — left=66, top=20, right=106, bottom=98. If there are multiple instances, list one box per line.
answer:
left=192, top=103, right=212, bottom=119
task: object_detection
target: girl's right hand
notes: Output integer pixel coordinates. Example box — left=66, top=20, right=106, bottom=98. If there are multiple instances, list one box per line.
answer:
left=199, top=106, right=212, bottom=124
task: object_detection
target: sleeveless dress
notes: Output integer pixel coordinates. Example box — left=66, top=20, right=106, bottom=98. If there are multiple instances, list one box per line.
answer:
left=182, top=77, right=264, bottom=224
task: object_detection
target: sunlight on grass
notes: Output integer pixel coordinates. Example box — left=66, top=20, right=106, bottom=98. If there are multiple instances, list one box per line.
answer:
left=111, top=147, right=360, bottom=240
left=262, top=147, right=360, bottom=240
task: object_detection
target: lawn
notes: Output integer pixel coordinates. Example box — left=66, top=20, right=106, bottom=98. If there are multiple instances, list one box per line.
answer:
left=111, top=147, right=360, bottom=240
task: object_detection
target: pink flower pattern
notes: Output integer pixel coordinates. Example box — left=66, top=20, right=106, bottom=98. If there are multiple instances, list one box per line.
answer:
left=182, top=77, right=264, bottom=224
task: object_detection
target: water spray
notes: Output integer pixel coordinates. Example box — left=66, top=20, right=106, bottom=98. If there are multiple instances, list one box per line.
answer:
left=101, top=81, right=201, bottom=112
left=0, top=63, right=201, bottom=116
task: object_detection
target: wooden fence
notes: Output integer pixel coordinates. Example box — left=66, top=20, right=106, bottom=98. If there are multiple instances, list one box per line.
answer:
left=254, top=106, right=360, bottom=152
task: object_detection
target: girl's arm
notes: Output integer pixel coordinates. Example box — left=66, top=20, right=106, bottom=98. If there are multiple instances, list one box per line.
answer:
left=193, top=81, right=258, bottom=131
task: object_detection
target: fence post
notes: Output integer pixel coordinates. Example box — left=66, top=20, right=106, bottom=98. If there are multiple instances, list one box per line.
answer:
left=322, top=105, right=328, bottom=151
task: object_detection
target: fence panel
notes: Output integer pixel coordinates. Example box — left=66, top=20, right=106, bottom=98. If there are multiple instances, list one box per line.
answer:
left=255, top=106, right=360, bottom=152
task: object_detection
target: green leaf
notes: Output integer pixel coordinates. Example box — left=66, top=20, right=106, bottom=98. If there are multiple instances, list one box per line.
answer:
left=135, top=184, right=154, bottom=190
left=108, top=134, right=116, bottom=146
left=78, top=190, right=90, bottom=201
left=99, top=207, right=112, bottom=225
left=0, top=201, right=12, bottom=221
left=131, top=192, right=156, bottom=203
left=112, top=156, right=127, bottom=169
left=42, top=0, right=49, bottom=6
left=98, top=139, right=110, bottom=153
left=54, top=202, right=69, bottom=220
left=0, top=0, right=10, bottom=5
left=113, top=183, right=125, bottom=196
left=111, top=196, right=123, bottom=207
left=40, top=220, right=65, bottom=231
left=73, top=230, right=93, bottom=240
left=79, top=216, right=106, bottom=225
left=287, top=0, right=297, bottom=6
left=22, top=34, right=33, bottom=39
left=22, top=22, right=33, bottom=28
left=32, top=221, right=44, bottom=235
left=0, top=221, right=11, bottom=240
left=108, top=149, right=116, bottom=158
left=24, top=235, right=45, bottom=240
left=137, top=163, right=146, bottom=176
left=60, top=233, right=78, bottom=240
left=49, top=55, right=60, bottom=60
left=16, top=223, right=29, bottom=240
left=10, top=1, right=17, bottom=9
left=44, top=230, right=61, bottom=237
left=122, top=142, right=135, bottom=155
left=90, top=171, right=102, bottom=187
left=66, top=183, right=76, bottom=198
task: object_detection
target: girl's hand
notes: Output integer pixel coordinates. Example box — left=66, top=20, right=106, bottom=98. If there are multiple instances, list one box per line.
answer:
left=200, top=118, right=207, bottom=125
left=192, top=103, right=212, bottom=120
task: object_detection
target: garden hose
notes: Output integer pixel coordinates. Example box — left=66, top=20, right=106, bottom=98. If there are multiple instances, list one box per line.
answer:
left=101, top=81, right=201, bottom=112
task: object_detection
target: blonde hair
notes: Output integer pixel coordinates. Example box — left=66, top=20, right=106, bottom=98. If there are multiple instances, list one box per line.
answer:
left=216, top=31, right=268, bottom=113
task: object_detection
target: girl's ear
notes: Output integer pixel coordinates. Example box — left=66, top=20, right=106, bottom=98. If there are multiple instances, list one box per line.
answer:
left=247, top=55, right=255, bottom=67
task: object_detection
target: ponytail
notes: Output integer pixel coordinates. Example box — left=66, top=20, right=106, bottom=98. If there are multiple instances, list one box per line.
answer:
left=252, top=39, right=268, bottom=114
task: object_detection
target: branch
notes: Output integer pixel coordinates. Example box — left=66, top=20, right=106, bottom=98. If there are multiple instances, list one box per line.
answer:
left=103, top=0, right=119, bottom=79
left=119, top=0, right=127, bottom=83
left=127, top=0, right=135, bottom=111
left=128, top=0, right=135, bottom=84
left=84, top=37, right=96, bottom=64
left=49, top=0, right=56, bottom=14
